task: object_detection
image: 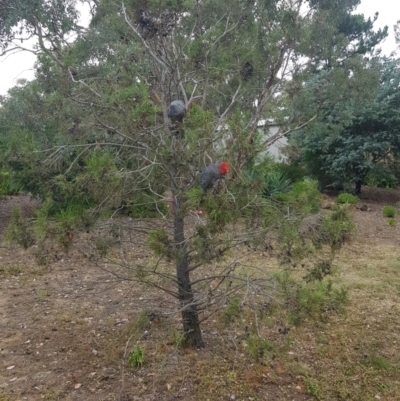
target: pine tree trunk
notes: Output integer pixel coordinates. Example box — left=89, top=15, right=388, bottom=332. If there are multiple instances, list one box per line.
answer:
left=173, top=194, right=205, bottom=348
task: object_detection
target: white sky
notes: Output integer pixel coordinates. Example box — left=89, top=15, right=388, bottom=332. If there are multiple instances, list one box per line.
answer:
left=0, top=0, right=398, bottom=96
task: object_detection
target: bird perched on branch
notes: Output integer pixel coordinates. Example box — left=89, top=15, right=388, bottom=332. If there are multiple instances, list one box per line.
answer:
left=200, top=161, right=230, bottom=191
left=167, top=100, right=186, bottom=122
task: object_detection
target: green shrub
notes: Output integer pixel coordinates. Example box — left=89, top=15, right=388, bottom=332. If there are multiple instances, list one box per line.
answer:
left=364, top=165, right=398, bottom=188
left=287, top=179, right=321, bottom=213
left=128, top=345, right=145, bottom=368
left=296, top=281, right=349, bottom=319
left=319, top=205, right=355, bottom=250
left=383, top=205, right=396, bottom=218
left=5, top=207, right=35, bottom=249
left=336, top=193, right=359, bottom=204
left=274, top=162, right=306, bottom=183
left=245, top=335, right=273, bottom=362
left=221, top=297, right=242, bottom=325
left=263, top=170, right=292, bottom=197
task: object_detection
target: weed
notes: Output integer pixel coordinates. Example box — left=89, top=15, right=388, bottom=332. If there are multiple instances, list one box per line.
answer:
left=37, top=289, right=48, bottom=300
left=128, top=345, right=145, bottom=368
left=305, top=378, right=322, bottom=399
left=0, top=264, right=24, bottom=276
left=363, top=354, right=393, bottom=370
left=43, top=391, right=61, bottom=400
left=5, top=207, right=35, bottom=249
left=383, top=205, right=396, bottom=218
left=172, top=330, right=186, bottom=347
left=0, top=393, right=14, bottom=401
left=336, top=192, right=359, bottom=204
left=245, top=335, right=273, bottom=362
left=221, top=297, right=242, bottom=325
left=388, top=217, right=397, bottom=226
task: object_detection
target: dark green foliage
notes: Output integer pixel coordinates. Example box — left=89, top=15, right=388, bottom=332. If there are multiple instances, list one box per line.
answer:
left=383, top=205, right=396, bottom=218
left=364, top=164, right=398, bottom=189
left=296, top=58, right=400, bottom=190
left=336, top=193, right=359, bottom=204
left=274, top=162, right=307, bottom=184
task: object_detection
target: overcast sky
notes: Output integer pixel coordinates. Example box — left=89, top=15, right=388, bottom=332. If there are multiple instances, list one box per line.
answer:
left=0, top=0, right=398, bottom=97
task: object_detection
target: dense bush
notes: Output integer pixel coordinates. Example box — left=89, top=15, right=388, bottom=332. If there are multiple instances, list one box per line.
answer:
left=283, top=179, right=321, bottom=213
left=364, top=165, right=398, bottom=189
left=336, top=193, right=359, bottom=204
left=383, top=205, right=396, bottom=218
left=274, top=161, right=307, bottom=183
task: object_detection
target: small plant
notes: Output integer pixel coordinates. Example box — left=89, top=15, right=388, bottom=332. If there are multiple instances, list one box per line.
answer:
left=336, top=193, right=359, bottom=204
left=263, top=170, right=292, bottom=197
left=288, top=281, right=349, bottom=325
left=128, top=345, right=145, bottom=368
left=305, top=378, right=322, bottom=399
left=388, top=218, right=397, bottom=226
left=172, top=330, right=186, bottom=347
left=37, top=289, right=48, bottom=300
left=319, top=204, right=355, bottom=250
left=383, top=205, right=396, bottom=218
left=221, top=297, right=242, bottom=325
left=245, top=335, right=273, bottom=362
left=363, top=354, right=393, bottom=370
left=0, top=264, right=24, bottom=276
left=303, top=261, right=332, bottom=282
left=5, top=207, right=35, bottom=250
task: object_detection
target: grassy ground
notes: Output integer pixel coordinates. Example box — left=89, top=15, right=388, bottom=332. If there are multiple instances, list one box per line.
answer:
left=0, top=191, right=400, bottom=400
